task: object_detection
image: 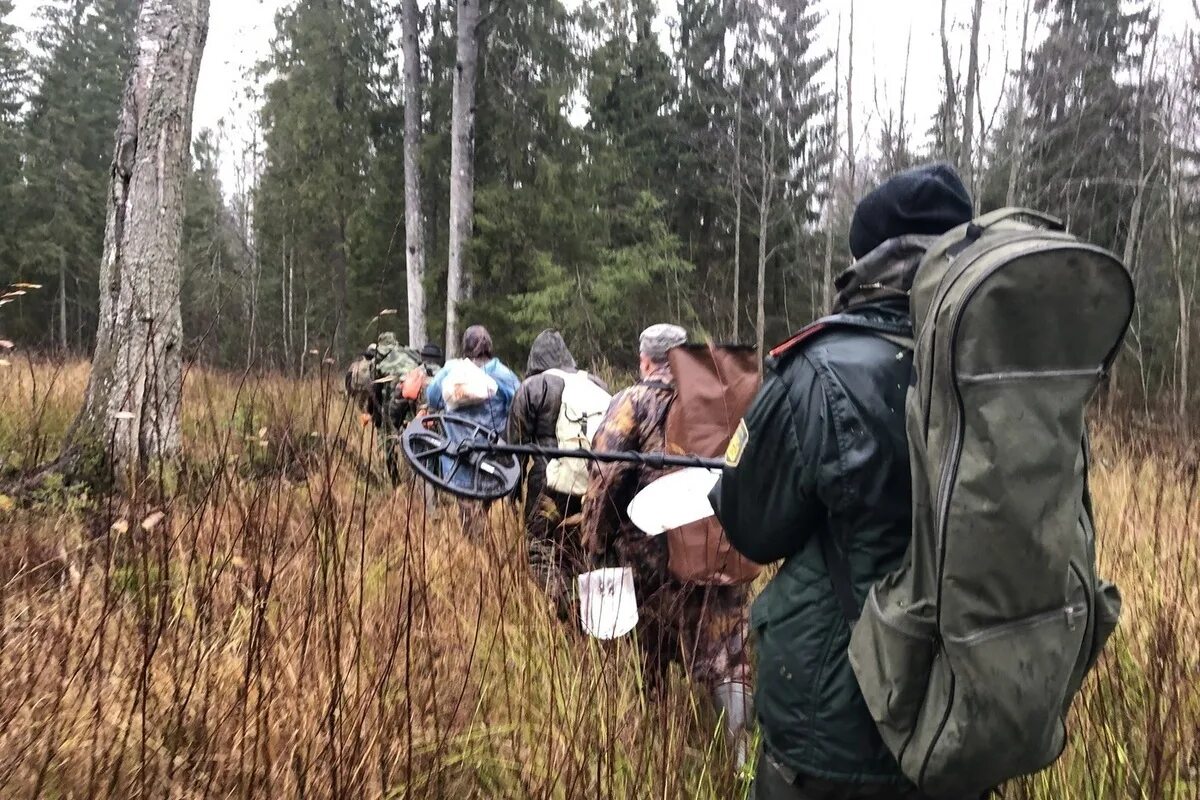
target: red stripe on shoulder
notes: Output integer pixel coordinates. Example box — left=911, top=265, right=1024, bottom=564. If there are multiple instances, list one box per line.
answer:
left=769, top=322, right=829, bottom=358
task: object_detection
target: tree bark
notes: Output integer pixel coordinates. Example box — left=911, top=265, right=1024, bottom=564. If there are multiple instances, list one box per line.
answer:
left=939, top=0, right=957, bottom=162
left=822, top=13, right=843, bottom=314
left=960, top=0, right=984, bottom=195
left=1005, top=0, right=1032, bottom=206
left=402, top=0, right=427, bottom=348
left=845, top=0, right=856, bottom=197
left=756, top=124, right=776, bottom=372
left=732, top=77, right=743, bottom=342
left=58, top=251, right=68, bottom=351
left=445, top=0, right=483, bottom=358
left=71, top=0, right=209, bottom=478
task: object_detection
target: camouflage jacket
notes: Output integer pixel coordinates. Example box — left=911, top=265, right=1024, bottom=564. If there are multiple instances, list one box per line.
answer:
left=581, top=364, right=675, bottom=590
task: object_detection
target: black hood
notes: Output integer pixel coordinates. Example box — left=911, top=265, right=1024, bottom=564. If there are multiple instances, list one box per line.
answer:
left=526, top=329, right=577, bottom=375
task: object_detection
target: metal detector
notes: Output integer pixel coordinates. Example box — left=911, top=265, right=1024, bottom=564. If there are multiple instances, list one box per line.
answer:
left=401, top=413, right=725, bottom=502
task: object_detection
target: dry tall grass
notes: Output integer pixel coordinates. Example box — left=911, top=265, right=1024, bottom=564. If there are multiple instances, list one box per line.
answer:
left=0, top=360, right=1193, bottom=799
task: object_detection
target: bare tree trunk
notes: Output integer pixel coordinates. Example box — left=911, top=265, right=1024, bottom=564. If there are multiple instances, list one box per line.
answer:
left=845, top=0, right=856, bottom=196
left=71, top=0, right=209, bottom=479
left=939, top=0, right=957, bottom=161
left=242, top=127, right=260, bottom=370
left=1006, top=0, right=1032, bottom=206
left=1169, top=152, right=1188, bottom=420
left=821, top=13, right=843, bottom=314
left=58, top=251, right=68, bottom=351
left=756, top=126, right=776, bottom=372
left=960, top=0, right=984, bottom=195
left=402, top=0, right=427, bottom=348
left=732, top=79, right=743, bottom=341
left=445, top=0, right=482, bottom=358
left=1166, top=86, right=1194, bottom=423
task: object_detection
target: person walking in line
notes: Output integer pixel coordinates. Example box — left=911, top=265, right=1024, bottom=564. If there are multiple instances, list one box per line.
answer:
left=509, top=329, right=610, bottom=619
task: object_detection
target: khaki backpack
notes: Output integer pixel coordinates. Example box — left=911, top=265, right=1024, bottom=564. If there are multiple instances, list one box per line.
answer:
left=661, top=344, right=762, bottom=586
left=846, top=208, right=1134, bottom=796
left=544, top=369, right=613, bottom=496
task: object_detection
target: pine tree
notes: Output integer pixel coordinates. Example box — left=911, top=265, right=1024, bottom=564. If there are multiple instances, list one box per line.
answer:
left=181, top=130, right=243, bottom=364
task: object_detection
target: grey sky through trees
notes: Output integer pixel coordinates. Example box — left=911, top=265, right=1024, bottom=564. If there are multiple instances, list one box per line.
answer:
left=8, top=0, right=1196, bottom=192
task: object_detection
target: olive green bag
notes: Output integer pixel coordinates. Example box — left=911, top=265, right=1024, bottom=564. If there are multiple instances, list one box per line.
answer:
left=847, top=208, right=1134, bottom=797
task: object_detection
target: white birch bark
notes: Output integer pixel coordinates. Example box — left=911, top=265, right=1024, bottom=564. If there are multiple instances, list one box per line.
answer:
left=445, top=0, right=481, bottom=358
left=402, top=0, right=427, bottom=348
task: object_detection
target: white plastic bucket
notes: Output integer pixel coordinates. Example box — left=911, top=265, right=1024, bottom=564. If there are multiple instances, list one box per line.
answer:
left=577, top=567, right=638, bottom=639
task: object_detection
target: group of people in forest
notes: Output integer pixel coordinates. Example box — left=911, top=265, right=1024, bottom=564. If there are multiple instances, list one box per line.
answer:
left=351, top=162, right=1119, bottom=800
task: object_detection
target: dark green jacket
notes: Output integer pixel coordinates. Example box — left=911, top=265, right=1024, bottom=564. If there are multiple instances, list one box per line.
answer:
left=710, top=299, right=915, bottom=785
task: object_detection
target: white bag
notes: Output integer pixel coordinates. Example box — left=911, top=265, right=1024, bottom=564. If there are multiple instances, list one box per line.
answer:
left=544, top=369, right=612, bottom=495
left=577, top=567, right=638, bottom=639
left=441, top=359, right=498, bottom=411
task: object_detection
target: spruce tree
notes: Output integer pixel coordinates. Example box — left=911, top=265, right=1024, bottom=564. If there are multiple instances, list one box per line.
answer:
left=1023, top=0, right=1158, bottom=250
left=18, top=0, right=135, bottom=350
left=255, top=0, right=390, bottom=365
left=0, top=0, right=26, bottom=278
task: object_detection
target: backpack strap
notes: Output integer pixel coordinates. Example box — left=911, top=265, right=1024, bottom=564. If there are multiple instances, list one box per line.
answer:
left=770, top=314, right=913, bottom=624
left=818, top=527, right=861, bottom=623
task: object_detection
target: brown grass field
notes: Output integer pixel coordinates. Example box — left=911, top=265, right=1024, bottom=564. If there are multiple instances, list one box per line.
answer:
left=0, top=359, right=1193, bottom=798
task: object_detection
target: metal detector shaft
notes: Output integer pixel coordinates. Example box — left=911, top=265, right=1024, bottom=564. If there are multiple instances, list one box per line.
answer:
left=401, top=413, right=725, bottom=500
left=453, top=441, right=725, bottom=471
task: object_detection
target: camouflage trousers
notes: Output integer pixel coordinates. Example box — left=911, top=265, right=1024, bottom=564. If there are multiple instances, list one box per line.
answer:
left=526, top=489, right=588, bottom=620
left=636, top=578, right=751, bottom=693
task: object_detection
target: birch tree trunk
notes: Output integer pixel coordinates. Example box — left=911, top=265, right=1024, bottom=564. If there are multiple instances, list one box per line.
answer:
left=445, top=0, right=482, bottom=358
left=732, top=79, right=743, bottom=342
left=960, top=0, right=984, bottom=196
left=71, top=0, right=209, bottom=478
left=402, top=0, right=427, bottom=348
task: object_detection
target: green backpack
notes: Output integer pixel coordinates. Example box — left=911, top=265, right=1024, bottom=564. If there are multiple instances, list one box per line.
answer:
left=373, top=332, right=420, bottom=384
left=846, top=208, right=1134, bottom=796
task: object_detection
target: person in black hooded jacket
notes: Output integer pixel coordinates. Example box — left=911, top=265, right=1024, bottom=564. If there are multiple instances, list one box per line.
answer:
left=711, top=164, right=987, bottom=800
left=508, top=330, right=609, bottom=618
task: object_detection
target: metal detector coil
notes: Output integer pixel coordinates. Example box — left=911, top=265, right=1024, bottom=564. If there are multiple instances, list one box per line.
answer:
left=402, top=414, right=523, bottom=500
left=401, top=413, right=725, bottom=501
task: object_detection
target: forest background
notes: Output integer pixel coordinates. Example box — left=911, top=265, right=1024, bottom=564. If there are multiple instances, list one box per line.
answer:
left=0, top=0, right=1196, bottom=408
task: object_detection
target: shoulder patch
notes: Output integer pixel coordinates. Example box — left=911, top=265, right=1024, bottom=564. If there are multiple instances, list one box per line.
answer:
left=725, top=419, right=749, bottom=467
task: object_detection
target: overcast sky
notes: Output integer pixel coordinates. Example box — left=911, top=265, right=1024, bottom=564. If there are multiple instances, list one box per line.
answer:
left=9, top=0, right=1198, bottom=192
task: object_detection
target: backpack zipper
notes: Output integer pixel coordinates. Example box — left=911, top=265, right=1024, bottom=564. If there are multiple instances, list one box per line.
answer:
left=944, top=602, right=1088, bottom=647
left=920, top=231, right=1057, bottom=438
